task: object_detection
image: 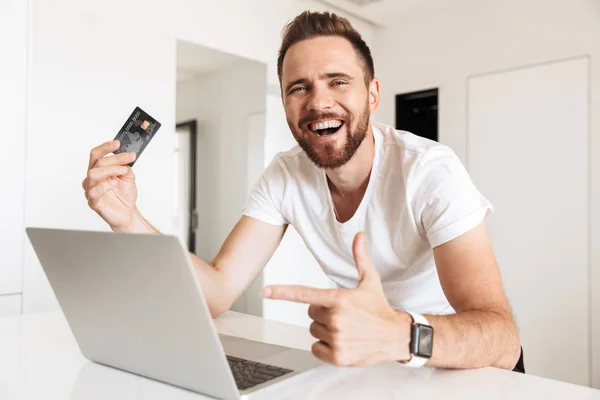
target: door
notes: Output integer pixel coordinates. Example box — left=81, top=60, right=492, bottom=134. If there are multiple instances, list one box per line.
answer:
left=467, top=57, right=590, bottom=385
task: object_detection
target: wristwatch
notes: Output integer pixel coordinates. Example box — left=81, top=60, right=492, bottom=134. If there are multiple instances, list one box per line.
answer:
left=401, top=311, right=434, bottom=367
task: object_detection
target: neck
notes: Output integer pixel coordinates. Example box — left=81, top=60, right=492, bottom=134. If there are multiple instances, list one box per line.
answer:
left=325, top=124, right=375, bottom=197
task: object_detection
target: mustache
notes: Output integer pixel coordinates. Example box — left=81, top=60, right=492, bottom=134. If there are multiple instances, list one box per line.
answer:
left=299, top=111, right=347, bottom=128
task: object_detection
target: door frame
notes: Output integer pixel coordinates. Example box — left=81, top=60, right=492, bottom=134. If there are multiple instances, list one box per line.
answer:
left=175, top=120, right=198, bottom=253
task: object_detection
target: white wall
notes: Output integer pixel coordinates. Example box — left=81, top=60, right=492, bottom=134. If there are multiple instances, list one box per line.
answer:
left=468, top=57, right=590, bottom=385
left=372, top=0, right=600, bottom=387
left=0, top=0, right=28, bottom=312
left=48, top=0, right=376, bottom=87
left=176, top=59, right=267, bottom=313
left=22, top=0, right=176, bottom=312
left=8, top=0, right=375, bottom=318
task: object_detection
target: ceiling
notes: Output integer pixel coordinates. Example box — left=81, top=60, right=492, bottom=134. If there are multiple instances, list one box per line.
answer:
left=176, top=41, right=245, bottom=82
left=316, top=0, right=467, bottom=28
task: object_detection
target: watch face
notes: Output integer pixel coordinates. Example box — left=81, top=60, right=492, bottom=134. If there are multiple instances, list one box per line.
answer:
left=415, top=324, right=434, bottom=358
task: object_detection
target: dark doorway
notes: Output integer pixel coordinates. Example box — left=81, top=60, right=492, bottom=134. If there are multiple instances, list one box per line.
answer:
left=395, top=88, right=438, bottom=142
left=175, top=120, right=198, bottom=253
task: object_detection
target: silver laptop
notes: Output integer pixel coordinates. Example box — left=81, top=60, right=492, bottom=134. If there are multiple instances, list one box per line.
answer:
left=26, top=227, right=324, bottom=400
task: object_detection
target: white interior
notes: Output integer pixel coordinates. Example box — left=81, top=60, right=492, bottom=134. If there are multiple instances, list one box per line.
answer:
left=175, top=54, right=268, bottom=313
left=468, top=57, right=590, bottom=385
left=176, top=57, right=267, bottom=267
left=1, top=0, right=598, bottom=388
left=371, top=0, right=599, bottom=387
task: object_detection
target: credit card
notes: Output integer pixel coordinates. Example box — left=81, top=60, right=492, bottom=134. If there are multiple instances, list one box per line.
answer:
left=113, top=106, right=161, bottom=166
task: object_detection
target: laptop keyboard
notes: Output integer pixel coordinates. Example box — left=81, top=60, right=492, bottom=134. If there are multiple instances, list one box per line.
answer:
left=226, top=355, right=293, bottom=391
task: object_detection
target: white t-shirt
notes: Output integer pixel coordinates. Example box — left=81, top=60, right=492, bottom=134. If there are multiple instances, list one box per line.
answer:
left=242, top=122, right=492, bottom=315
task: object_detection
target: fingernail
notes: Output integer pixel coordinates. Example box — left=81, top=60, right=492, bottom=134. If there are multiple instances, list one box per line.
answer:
left=262, top=287, right=272, bottom=297
left=113, top=140, right=119, bottom=147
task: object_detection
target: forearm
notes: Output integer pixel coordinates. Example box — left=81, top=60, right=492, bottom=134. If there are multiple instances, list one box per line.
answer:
left=399, top=309, right=521, bottom=370
left=189, top=253, right=234, bottom=318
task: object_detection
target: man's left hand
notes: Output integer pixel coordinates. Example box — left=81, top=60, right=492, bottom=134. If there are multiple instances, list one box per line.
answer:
left=262, top=232, right=411, bottom=366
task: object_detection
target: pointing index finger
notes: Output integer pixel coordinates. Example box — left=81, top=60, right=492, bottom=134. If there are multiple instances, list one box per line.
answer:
left=262, top=285, right=338, bottom=307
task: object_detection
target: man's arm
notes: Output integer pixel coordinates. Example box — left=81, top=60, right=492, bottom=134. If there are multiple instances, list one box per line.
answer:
left=122, top=212, right=287, bottom=318
left=262, top=223, right=521, bottom=370
left=414, top=221, right=521, bottom=369
left=201, top=216, right=287, bottom=317
left=83, top=140, right=287, bottom=318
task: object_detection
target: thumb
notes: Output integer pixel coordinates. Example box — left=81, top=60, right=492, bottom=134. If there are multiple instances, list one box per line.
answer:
left=352, top=232, right=380, bottom=287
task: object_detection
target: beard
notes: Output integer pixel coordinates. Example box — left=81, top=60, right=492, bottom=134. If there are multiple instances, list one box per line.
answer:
left=288, top=101, right=371, bottom=169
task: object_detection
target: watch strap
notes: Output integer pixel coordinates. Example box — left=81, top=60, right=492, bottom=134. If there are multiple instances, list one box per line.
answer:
left=406, top=310, right=429, bottom=326
left=401, top=311, right=430, bottom=368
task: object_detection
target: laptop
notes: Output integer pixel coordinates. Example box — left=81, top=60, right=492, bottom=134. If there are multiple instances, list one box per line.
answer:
left=26, top=227, right=324, bottom=400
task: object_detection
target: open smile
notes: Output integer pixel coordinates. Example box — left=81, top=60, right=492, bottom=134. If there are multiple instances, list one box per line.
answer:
left=307, top=119, right=345, bottom=136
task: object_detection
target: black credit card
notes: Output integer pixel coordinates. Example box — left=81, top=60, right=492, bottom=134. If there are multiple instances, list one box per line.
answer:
left=113, top=106, right=161, bottom=166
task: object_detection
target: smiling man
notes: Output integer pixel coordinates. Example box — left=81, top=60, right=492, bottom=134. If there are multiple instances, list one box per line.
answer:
left=255, top=11, right=522, bottom=370
left=83, top=11, right=522, bottom=371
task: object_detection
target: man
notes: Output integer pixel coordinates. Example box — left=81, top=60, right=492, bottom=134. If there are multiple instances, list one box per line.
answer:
left=83, top=11, right=523, bottom=371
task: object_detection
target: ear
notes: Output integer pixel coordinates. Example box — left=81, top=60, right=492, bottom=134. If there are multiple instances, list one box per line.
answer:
left=368, top=78, right=380, bottom=114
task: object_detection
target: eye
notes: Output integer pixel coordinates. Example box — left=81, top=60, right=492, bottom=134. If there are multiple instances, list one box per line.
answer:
left=332, top=80, right=348, bottom=86
left=290, top=86, right=307, bottom=94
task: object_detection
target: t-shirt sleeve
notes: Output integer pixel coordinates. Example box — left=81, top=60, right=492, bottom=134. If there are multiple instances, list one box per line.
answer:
left=242, top=156, right=289, bottom=226
left=410, top=146, right=493, bottom=248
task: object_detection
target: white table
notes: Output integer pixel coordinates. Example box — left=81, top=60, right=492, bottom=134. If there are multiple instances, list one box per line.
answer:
left=1, top=311, right=599, bottom=400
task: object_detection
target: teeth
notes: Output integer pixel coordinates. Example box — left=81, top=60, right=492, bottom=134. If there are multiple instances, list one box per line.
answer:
left=310, top=120, right=342, bottom=131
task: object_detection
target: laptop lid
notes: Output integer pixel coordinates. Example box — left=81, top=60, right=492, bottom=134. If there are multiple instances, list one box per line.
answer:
left=26, top=227, right=240, bottom=400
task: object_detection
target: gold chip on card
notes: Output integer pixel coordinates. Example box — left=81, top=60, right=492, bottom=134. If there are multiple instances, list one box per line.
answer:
left=140, top=120, right=150, bottom=131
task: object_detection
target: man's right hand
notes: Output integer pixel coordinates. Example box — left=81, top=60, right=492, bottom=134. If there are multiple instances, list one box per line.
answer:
left=81, top=141, right=289, bottom=319
left=82, top=140, right=139, bottom=231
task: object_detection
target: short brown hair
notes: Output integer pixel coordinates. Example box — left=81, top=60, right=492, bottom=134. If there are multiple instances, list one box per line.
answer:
left=277, top=11, right=375, bottom=87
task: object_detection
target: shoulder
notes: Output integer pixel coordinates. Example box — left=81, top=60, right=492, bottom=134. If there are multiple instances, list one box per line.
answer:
left=375, top=122, right=452, bottom=158
left=265, top=145, right=318, bottom=183
left=373, top=122, right=461, bottom=180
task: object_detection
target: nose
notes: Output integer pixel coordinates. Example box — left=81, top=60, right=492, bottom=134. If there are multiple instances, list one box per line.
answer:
left=306, top=85, right=334, bottom=112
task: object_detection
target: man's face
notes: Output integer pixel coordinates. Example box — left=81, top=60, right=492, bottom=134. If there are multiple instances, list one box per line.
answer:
left=281, top=36, right=379, bottom=169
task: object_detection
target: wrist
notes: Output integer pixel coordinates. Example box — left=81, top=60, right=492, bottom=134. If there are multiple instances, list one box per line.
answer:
left=112, top=208, right=156, bottom=234
left=387, top=311, right=412, bottom=363
left=400, top=311, right=434, bottom=367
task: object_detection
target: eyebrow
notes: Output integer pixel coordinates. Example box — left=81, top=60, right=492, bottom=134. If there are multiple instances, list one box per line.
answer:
left=285, top=72, right=354, bottom=94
